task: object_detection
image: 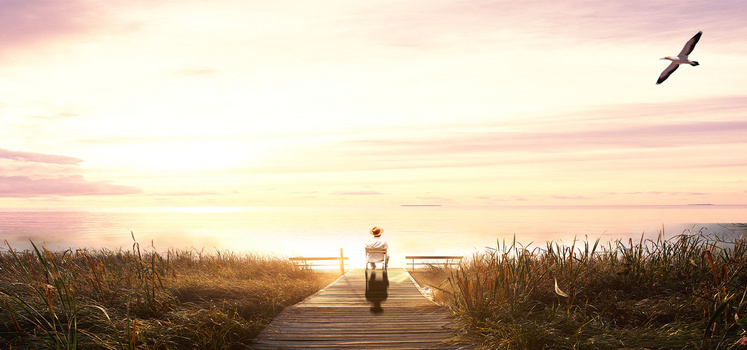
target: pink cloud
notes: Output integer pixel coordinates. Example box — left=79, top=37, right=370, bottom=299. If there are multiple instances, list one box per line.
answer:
left=0, top=148, right=82, bottom=165
left=605, top=191, right=710, bottom=197
left=0, top=175, right=141, bottom=198
left=347, top=95, right=747, bottom=156
left=0, top=1, right=102, bottom=55
left=241, top=95, right=747, bottom=177
left=0, top=148, right=140, bottom=198
left=360, top=0, right=747, bottom=53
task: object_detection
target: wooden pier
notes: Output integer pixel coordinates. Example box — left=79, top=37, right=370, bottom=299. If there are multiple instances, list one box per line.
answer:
left=252, top=268, right=468, bottom=349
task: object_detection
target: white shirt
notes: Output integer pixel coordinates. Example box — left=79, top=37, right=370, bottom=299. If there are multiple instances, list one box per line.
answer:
left=365, top=236, right=388, bottom=262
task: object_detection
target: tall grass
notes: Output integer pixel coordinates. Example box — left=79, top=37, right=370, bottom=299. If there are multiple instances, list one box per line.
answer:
left=438, top=229, right=747, bottom=349
left=0, top=236, right=336, bottom=349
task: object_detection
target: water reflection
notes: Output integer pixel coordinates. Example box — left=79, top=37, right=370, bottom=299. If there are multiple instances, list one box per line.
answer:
left=365, top=270, right=389, bottom=314
left=1, top=207, right=745, bottom=267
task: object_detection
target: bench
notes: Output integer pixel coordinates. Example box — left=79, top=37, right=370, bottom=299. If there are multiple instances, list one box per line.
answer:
left=290, top=248, right=348, bottom=274
left=405, top=255, right=463, bottom=271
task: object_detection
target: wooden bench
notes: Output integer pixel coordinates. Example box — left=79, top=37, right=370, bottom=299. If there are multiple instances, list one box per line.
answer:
left=290, top=248, right=348, bottom=274
left=405, top=255, right=463, bottom=271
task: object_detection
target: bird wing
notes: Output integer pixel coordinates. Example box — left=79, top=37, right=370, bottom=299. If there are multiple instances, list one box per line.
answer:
left=678, top=31, right=702, bottom=57
left=657, top=62, right=679, bottom=84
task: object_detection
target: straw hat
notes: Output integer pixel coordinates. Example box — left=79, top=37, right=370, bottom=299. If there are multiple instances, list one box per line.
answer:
left=370, top=226, right=384, bottom=236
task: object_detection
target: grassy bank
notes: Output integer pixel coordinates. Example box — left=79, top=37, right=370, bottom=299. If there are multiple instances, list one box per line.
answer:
left=0, top=236, right=338, bottom=349
left=418, top=230, right=747, bottom=349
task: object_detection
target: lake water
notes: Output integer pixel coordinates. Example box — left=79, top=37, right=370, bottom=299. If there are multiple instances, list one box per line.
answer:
left=1, top=205, right=745, bottom=267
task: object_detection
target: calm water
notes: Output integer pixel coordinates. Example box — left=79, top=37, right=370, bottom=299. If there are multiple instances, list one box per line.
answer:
left=1, top=205, right=745, bottom=267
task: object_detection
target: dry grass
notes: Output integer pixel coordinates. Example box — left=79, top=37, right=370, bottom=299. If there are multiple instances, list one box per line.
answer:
left=409, top=266, right=455, bottom=305
left=0, top=237, right=338, bottom=349
left=415, top=229, right=747, bottom=349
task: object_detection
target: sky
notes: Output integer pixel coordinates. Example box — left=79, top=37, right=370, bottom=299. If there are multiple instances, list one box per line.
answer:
left=1, top=0, right=747, bottom=209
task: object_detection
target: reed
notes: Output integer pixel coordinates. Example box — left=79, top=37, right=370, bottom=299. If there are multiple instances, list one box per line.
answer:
left=431, top=229, right=747, bottom=349
left=0, top=236, right=337, bottom=349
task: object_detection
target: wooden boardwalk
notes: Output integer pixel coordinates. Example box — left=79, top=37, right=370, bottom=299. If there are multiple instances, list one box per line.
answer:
left=252, top=268, right=468, bottom=349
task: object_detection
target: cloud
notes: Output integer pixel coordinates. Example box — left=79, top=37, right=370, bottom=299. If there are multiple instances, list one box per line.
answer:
left=0, top=148, right=141, bottom=197
left=554, top=96, right=747, bottom=124
left=337, top=121, right=747, bottom=171
left=346, top=95, right=747, bottom=156
left=634, top=191, right=708, bottom=196
left=237, top=94, right=747, bottom=179
left=358, top=0, right=747, bottom=53
left=0, top=175, right=141, bottom=198
left=0, top=1, right=102, bottom=55
left=0, top=149, right=83, bottom=165
left=606, top=191, right=710, bottom=196
left=147, top=191, right=222, bottom=196
left=551, top=195, right=592, bottom=200
left=331, top=191, right=382, bottom=195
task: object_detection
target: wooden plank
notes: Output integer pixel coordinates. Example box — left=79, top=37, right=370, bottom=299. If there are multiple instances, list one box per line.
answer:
left=251, top=268, right=469, bottom=349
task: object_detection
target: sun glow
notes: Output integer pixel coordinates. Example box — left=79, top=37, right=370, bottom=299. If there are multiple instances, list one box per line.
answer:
left=87, top=140, right=269, bottom=171
left=144, top=207, right=256, bottom=214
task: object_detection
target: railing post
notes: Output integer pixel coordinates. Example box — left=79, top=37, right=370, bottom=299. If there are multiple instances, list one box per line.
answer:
left=339, top=248, right=345, bottom=274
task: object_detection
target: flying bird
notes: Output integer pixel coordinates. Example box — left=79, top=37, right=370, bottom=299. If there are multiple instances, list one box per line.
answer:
left=656, top=31, right=702, bottom=85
